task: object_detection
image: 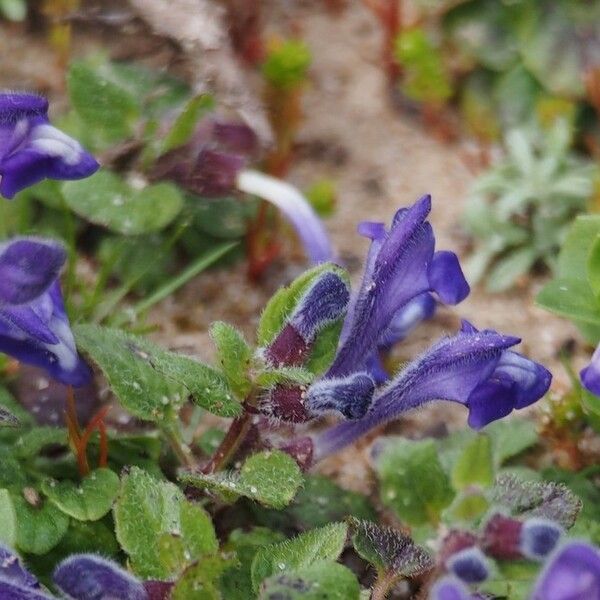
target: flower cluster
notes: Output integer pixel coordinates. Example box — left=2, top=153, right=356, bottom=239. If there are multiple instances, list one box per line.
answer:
left=432, top=540, right=600, bottom=600
left=0, top=545, right=149, bottom=599
left=0, top=92, right=98, bottom=199
left=268, top=195, right=551, bottom=462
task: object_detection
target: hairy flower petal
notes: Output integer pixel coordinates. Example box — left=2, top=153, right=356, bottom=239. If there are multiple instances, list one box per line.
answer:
left=53, top=555, right=148, bottom=600
left=0, top=237, right=66, bottom=305
left=0, top=238, right=91, bottom=386
left=532, top=541, right=600, bottom=600
left=0, top=92, right=98, bottom=199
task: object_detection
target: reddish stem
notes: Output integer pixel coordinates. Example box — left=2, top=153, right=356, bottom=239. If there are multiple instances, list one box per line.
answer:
left=65, top=386, right=89, bottom=477
left=202, top=412, right=253, bottom=474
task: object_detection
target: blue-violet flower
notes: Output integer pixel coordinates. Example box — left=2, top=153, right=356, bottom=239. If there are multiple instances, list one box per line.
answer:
left=327, top=194, right=469, bottom=379
left=0, top=92, right=98, bottom=199
left=314, top=320, right=551, bottom=459
left=0, top=237, right=91, bottom=386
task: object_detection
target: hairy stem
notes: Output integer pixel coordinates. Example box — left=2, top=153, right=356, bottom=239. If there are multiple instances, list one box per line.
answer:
left=371, top=570, right=398, bottom=600
left=163, top=425, right=195, bottom=469
left=202, top=412, right=253, bottom=474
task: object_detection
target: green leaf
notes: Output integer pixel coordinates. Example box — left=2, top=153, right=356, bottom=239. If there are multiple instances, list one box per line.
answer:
left=25, top=518, right=120, bottom=582
left=348, top=518, right=432, bottom=577
left=14, top=427, right=67, bottom=459
left=451, top=435, right=494, bottom=490
left=114, top=467, right=217, bottom=579
left=221, top=528, right=286, bottom=600
left=445, top=491, right=489, bottom=523
left=75, top=324, right=240, bottom=422
left=588, top=235, right=600, bottom=300
left=210, top=322, right=253, bottom=398
left=11, top=489, right=69, bottom=555
left=492, top=474, right=582, bottom=528
left=536, top=279, right=600, bottom=325
left=161, top=94, right=214, bottom=153
left=486, top=247, right=536, bottom=292
left=259, top=561, right=360, bottom=600
left=0, top=489, right=16, bottom=547
left=42, top=469, right=119, bottom=522
left=63, top=171, right=184, bottom=235
left=68, top=60, right=140, bottom=140
left=283, top=475, right=376, bottom=530
left=557, top=215, right=600, bottom=282
left=186, top=196, right=255, bottom=240
left=180, top=450, right=303, bottom=510
left=485, top=419, right=538, bottom=465
left=375, top=437, right=454, bottom=526
left=172, top=556, right=231, bottom=600
left=251, top=522, right=348, bottom=592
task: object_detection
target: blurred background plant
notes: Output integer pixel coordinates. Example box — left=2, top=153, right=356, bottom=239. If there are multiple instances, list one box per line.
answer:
left=464, top=120, right=598, bottom=292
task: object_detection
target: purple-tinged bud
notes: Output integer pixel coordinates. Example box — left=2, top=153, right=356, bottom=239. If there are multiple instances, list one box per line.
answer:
left=191, top=148, right=245, bottom=197
left=305, top=372, right=375, bottom=419
left=520, top=518, right=563, bottom=561
left=264, top=323, right=310, bottom=367
left=144, top=581, right=174, bottom=600
left=290, top=272, right=350, bottom=343
left=265, top=271, right=349, bottom=368
left=446, top=547, right=490, bottom=584
left=212, top=120, right=259, bottom=155
left=53, top=555, right=148, bottom=600
left=261, top=385, right=310, bottom=423
left=438, top=530, right=478, bottom=565
left=482, top=513, right=523, bottom=560
left=279, top=436, right=314, bottom=470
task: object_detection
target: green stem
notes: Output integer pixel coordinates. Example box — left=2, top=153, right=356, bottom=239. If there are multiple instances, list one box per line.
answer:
left=371, top=570, right=398, bottom=600
left=110, top=241, right=237, bottom=328
left=162, top=424, right=195, bottom=468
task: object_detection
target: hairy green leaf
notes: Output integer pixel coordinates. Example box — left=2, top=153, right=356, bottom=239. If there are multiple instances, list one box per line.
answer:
left=251, top=522, right=348, bottom=592
left=75, top=324, right=240, bottom=422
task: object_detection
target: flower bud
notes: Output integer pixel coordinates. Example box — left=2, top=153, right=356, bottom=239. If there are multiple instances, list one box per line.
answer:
left=265, top=271, right=350, bottom=367
left=438, top=530, right=478, bottom=565
left=482, top=513, right=523, bottom=560
left=305, top=372, right=375, bottom=419
left=520, top=518, right=563, bottom=561
left=260, top=385, right=309, bottom=423
left=446, top=547, right=490, bottom=584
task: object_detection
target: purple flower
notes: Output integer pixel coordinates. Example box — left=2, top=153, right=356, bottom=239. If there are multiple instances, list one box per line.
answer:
left=0, top=92, right=98, bottom=199
left=237, top=170, right=334, bottom=264
left=54, top=555, right=148, bottom=600
left=328, top=195, right=469, bottom=379
left=580, top=343, right=600, bottom=397
left=153, top=117, right=258, bottom=198
left=0, top=544, right=51, bottom=599
left=430, top=577, right=477, bottom=600
left=313, top=321, right=551, bottom=459
left=0, top=238, right=91, bottom=387
left=446, top=547, right=490, bottom=584
left=532, top=541, right=600, bottom=600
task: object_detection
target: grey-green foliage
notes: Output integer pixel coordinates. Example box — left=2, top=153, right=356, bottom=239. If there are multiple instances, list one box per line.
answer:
left=464, top=120, right=598, bottom=291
